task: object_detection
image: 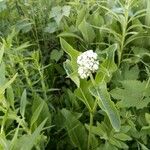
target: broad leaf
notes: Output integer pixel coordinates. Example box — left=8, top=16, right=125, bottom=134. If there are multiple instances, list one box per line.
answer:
left=61, top=109, right=87, bottom=150
left=78, top=19, right=96, bottom=43
left=110, top=80, right=150, bottom=109
left=89, top=82, right=121, bottom=131
left=75, top=80, right=95, bottom=110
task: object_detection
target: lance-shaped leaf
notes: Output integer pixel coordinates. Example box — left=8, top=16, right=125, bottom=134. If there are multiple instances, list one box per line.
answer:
left=0, top=74, right=17, bottom=96
left=0, top=43, right=4, bottom=64
left=60, top=38, right=80, bottom=87
left=89, top=82, right=121, bottom=131
left=12, top=119, right=47, bottom=150
left=20, top=89, right=27, bottom=118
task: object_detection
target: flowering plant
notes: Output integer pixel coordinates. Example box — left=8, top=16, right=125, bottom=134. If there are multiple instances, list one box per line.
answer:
left=60, top=38, right=121, bottom=149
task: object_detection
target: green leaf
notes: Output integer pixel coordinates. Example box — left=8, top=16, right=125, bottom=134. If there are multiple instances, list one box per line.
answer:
left=0, top=0, right=7, bottom=12
left=63, top=60, right=80, bottom=87
left=138, top=142, right=149, bottom=150
left=50, top=6, right=71, bottom=24
left=89, top=82, right=121, bottom=131
left=0, top=43, right=4, bottom=64
left=76, top=7, right=87, bottom=26
left=0, top=62, right=5, bottom=86
left=145, top=113, right=150, bottom=125
left=20, top=89, right=27, bottom=118
left=0, top=73, right=17, bottom=95
left=13, top=119, right=47, bottom=150
left=89, top=13, right=104, bottom=27
left=74, top=80, right=95, bottom=110
left=110, top=80, right=150, bottom=109
left=15, top=19, right=32, bottom=33
left=60, top=38, right=80, bottom=87
left=114, top=133, right=132, bottom=141
left=6, top=86, right=15, bottom=109
left=44, top=22, right=58, bottom=33
left=61, top=109, right=87, bottom=150
left=60, top=38, right=80, bottom=63
left=122, top=64, right=139, bottom=80
left=0, top=134, right=10, bottom=150
left=32, top=95, right=51, bottom=128
left=96, top=44, right=118, bottom=83
left=62, top=5, right=71, bottom=17
left=132, top=46, right=150, bottom=57
left=50, top=49, right=63, bottom=62
left=78, top=19, right=96, bottom=43
left=85, top=122, right=108, bottom=140
left=109, top=137, right=128, bottom=149
left=30, top=101, right=44, bottom=128
left=58, top=32, right=83, bottom=41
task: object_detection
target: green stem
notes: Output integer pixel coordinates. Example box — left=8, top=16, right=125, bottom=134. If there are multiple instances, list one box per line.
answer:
left=87, top=74, right=97, bottom=150
left=90, top=74, right=95, bottom=86
left=118, top=1, right=129, bottom=66
left=87, top=112, right=93, bottom=150
left=39, top=68, right=47, bottom=100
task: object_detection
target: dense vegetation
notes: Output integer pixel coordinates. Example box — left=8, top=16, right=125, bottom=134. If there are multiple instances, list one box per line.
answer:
left=0, top=0, right=150, bottom=149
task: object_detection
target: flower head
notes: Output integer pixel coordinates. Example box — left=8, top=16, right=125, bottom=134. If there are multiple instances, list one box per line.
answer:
left=77, top=50, right=99, bottom=79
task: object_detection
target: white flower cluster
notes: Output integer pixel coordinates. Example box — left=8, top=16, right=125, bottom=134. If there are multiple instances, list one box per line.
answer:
left=77, top=50, right=99, bottom=79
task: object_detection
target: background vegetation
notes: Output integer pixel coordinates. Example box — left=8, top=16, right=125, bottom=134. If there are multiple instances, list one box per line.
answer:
left=0, top=0, right=150, bottom=149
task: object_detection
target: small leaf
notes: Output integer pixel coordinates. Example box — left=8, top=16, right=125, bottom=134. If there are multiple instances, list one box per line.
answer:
left=44, top=22, right=58, bottom=33
left=50, top=49, right=63, bottom=62
left=62, top=5, right=71, bottom=17
left=114, top=133, right=132, bottom=141
left=63, top=60, right=80, bottom=87
left=109, top=137, right=128, bottom=149
left=0, top=73, right=17, bottom=95
left=15, top=19, right=32, bottom=33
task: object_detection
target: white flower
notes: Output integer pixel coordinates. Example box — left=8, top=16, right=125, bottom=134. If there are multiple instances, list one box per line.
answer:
left=77, top=50, right=99, bottom=79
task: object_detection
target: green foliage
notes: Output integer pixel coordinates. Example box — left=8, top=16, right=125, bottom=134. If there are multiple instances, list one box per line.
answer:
left=90, top=82, right=121, bottom=131
left=61, top=109, right=87, bottom=150
left=1, top=0, right=150, bottom=149
left=111, top=80, right=150, bottom=109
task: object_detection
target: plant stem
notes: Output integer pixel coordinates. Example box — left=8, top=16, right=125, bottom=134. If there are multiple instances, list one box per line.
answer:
left=90, top=74, right=95, bottom=86
left=87, top=112, right=93, bottom=150
left=119, top=1, right=129, bottom=66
